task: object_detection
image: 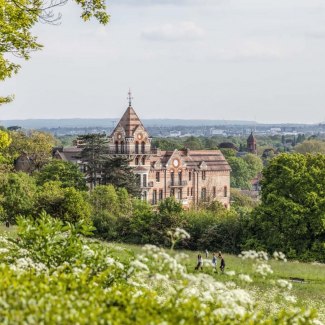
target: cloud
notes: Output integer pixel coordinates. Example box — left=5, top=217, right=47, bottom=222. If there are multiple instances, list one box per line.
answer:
left=141, top=22, right=205, bottom=42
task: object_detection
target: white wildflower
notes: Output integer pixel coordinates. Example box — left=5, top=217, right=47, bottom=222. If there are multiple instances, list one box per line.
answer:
left=225, top=270, right=236, bottom=276
left=239, top=274, right=253, bottom=283
left=277, top=279, right=292, bottom=290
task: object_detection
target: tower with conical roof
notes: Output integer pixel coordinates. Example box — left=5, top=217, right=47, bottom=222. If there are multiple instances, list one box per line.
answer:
left=108, top=90, right=152, bottom=159
left=247, top=131, right=257, bottom=154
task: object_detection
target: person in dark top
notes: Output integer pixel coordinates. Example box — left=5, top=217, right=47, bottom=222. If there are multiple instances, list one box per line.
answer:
left=218, top=252, right=225, bottom=273
left=195, top=254, right=203, bottom=270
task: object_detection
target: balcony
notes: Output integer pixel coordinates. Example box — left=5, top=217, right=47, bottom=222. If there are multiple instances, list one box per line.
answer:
left=168, top=180, right=188, bottom=187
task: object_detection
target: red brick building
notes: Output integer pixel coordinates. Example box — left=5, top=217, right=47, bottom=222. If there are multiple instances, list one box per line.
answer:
left=108, top=103, right=231, bottom=208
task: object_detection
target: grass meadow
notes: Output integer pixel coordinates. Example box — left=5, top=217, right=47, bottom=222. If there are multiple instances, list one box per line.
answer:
left=107, top=242, right=325, bottom=321
left=2, top=225, right=324, bottom=321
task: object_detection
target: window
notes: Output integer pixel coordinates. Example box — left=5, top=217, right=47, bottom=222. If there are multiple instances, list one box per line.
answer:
left=115, top=141, right=119, bottom=153
left=191, top=187, right=193, bottom=196
left=135, top=158, right=139, bottom=165
left=142, top=157, right=146, bottom=165
left=159, top=190, right=163, bottom=201
left=121, top=141, right=125, bottom=153
left=202, top=171, right=206, bottom=180
left=152, top=190, right=157, bottom=205
left=201, top=188, right=207, bottom=201
left=143, top=174, right=147, bottom=187
left=189, top=172, right=192, bottom=181
left=156, top=172, right=160, bottom=182
left=213, top=186, right=216, bottom=198
left=187, top=188, right=189, bottom=196
left=170, top=171, right=174, bottom=186
left=177, top=189, right=182, bottom=200
left=143, top=191, right=147, bottom=201
left=170, top=188, right=175, bottom=197
left=135, top=142, right=139, bottom=154
left=224, top=186, right=227, bottom=197
left=141, top=141, right=145, bottom=154
left=178, top=171, right=182, bottom=185
left=136, top=174, right=141, bottom=186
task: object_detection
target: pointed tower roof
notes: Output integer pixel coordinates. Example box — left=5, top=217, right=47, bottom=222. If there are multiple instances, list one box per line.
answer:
left=115, top=106, right=145, bottom=137
left=247, top=131, right=256, bottom=143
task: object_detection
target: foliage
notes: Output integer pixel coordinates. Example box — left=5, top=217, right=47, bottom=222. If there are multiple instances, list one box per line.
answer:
left=0, top=216, right=320, bottom=324
left=0, top=172, right=37, bottom=223
left=0, top=0, right=109, bottom=103
left=36, top=159, right=87, bottom=190
left=248, top=153, right=325, bottom=262
left=78, top=133, right=108, bottom=187
left=227, top=156, right=252, bottom=189
left=101, top=156, right=141, bottom=197
left=9, top=130, right=55, bottom=170
left=294, top=140, right=325, bottom=154
left=36, top=181, right=91, bottom=223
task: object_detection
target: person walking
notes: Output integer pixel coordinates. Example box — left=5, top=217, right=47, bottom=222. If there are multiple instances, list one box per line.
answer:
left=205, top=249, right=209, bottom=258
left=218, top=252, right=225, bottom=273
left=211, top=253, right=217, bottom=272
left=195, top=254, right=203, bottom=271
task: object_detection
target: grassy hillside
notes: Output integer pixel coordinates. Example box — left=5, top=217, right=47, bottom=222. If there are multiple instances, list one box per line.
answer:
left=107, top=242, right=325, bottom=321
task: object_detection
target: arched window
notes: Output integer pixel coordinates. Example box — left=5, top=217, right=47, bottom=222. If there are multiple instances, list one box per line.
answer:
left=121, top=141, right=125, bottom=153
left=135, top=158, right=139, bottom=165
left=135, top=141, right=139, bottom=154
left=224, top=186, right=228, bottom=197
left=142, top=157, right=146, bottom=165
left=115, top=141, right=119, bottom=153
left=141, top=141, right=145, bottom=154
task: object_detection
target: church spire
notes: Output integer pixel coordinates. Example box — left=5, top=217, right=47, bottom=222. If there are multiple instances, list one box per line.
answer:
left=127, top=89, right=133, bottom=107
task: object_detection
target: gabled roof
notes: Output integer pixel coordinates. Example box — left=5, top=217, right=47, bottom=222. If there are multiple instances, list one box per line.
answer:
left=113, top=106, right=146, bottom=137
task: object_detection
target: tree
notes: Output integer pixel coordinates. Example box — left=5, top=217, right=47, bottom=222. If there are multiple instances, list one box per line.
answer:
left=36, top=181, right=91, bottom=223
left=294, top=140, right=325, bottom=154
left=242, top=153, right=263, bottom=179
left=1, top=0, right=109, bottom=103
left=9, top=130, right=55, bottom=170
left=36, top=160, right=87, bottom=190
left=0, top=172, right=37, bottom=223
left=101, top=156, right=141, bottom=197
left=249, top=153, right=325, bottom=261
left=78, top=134, right=108, bottom=188
left=227, top=156, right=251, bottom=189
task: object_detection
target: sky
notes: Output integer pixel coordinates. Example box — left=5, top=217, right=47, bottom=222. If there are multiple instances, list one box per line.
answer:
left=2, top=0, right=325, bottom=123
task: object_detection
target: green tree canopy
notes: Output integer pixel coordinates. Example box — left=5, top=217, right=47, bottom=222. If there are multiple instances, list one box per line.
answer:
left=36, top=160, right=87, bottom=191
left=0, top=172, right=37, bottom=222
left=101, top=157, right=141, bottom=197
left=249, top=153, right=325, bottom=261
left=9, top=130, right=55, bottom=170
left=294, top=140, right=325, bottom=154
left=227, top=156, right=251, bottom=189
left=36, top=181, right=91, bottom=223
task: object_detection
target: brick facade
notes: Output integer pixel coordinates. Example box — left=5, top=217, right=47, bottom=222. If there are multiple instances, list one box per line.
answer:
left=108, top=105, right=231, bottom=208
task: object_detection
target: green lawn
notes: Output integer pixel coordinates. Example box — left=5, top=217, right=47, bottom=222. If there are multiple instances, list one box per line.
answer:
left=2, top=226, right=324, bottom=320
left=107, top=242, right=325, bottom=320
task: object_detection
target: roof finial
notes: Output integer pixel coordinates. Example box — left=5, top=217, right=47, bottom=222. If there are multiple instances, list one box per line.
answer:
left=127, top=88, right=133, bottom=107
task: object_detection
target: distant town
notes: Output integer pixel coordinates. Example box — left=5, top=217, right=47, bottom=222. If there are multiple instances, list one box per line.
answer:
left=2, top=119, right=325, bottom=138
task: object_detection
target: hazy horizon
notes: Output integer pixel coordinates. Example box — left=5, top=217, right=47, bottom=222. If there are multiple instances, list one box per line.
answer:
left=2, top=0, right=325, bottom=123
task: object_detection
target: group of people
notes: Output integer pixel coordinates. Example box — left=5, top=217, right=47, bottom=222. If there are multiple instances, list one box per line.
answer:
left=195, top=250, right=225, bottom=273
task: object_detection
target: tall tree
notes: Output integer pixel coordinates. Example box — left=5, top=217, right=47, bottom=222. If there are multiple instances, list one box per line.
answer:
left=249, top=153, right=325, bottom=261
left=101, top=156, right=141, bottom=197
left=78, top=134, right=108, bottom=188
